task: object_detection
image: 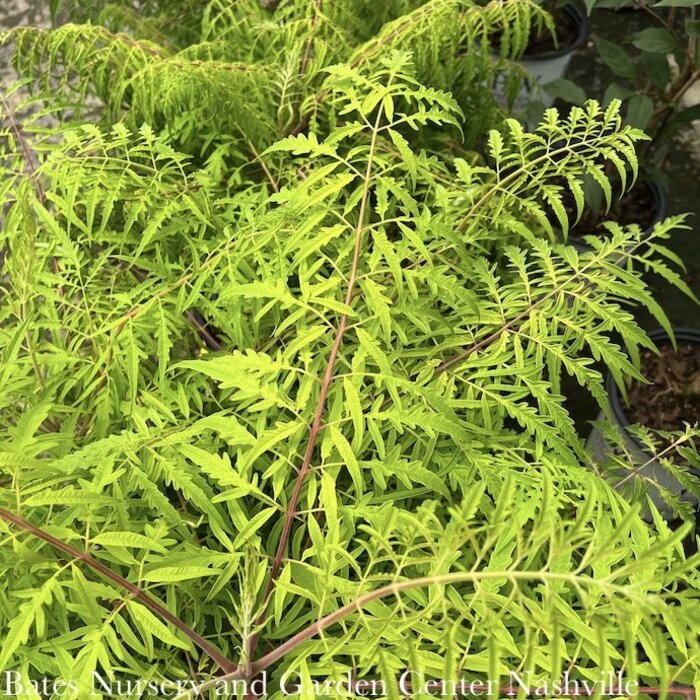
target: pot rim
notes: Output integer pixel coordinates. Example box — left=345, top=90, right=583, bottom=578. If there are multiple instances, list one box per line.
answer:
left=521, top=5, right=589, bottom=62
left=569, top=174, right=667, bottom=249
left=605, top=327, right=700, bottom=477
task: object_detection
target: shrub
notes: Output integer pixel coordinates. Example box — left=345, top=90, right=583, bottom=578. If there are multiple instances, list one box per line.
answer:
left=0, top=3, right=699, bottom=698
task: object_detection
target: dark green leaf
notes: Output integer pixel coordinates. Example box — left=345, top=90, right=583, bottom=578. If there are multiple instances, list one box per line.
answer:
left=632, top=28, right=680, bottom=54
left=661, top=104, right=700, bottom=138
left=594, top=0, right=636, bottom=7
left=626, top=94, right=655, bottom=129
left=643, top=52, right=672, bottom=91
left=686, top=19, right=700, bottom=37
left=654, top=0, right=698, bottom=6
left=543, top=79, right=587, bottom=105
left=603, top=82, right=636, bottom=106
left=671, top=104, right=700, bottom=124
left=592, top=35, right=635, bottom=81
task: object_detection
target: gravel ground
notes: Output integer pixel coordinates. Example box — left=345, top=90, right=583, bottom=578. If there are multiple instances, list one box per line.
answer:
left=1, top=0, right=50, bottom=29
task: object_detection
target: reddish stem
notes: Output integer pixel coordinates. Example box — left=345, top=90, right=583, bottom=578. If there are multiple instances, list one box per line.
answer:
left=246, top=103, right=385, bottom=669
left=0, top=93, right=44, bottom=205
left=0, top=507, right=237, bottom=674
left=126, top=264, right=222, bottom=350
left=0, top=93, right=66, bottom=299
left=189, top=569, right=697, bottom=700
left=436, top=236, right=651, bottom=375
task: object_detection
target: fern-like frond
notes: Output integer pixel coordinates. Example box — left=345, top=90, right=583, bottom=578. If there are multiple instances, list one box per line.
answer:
left=1, top=22, right=698, bottom=700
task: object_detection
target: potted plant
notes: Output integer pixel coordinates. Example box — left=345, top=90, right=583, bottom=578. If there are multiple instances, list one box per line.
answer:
left=537, top=1, right=699, bottom=247
left=2, top=2, right=700, bottom=696
left=588, top=328, right=700, bottom=517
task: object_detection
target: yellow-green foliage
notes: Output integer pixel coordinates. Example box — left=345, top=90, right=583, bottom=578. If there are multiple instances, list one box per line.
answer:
left=0, top=3, right=699, bottom=698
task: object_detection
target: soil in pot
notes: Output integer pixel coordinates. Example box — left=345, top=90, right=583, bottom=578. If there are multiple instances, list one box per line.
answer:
left=626, top=342, right=700, bottom=431
left=567, top=180, right=658, bottom=238
left=585, top=335, right=700, bottom=518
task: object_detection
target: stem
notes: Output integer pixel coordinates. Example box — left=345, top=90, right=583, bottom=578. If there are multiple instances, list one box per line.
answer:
left=0, top=93, right=45, bottom=205
left=253, top=572, right=571, bottom=674
left=456, top=140, right=623, bottom=235
left=436, top=236, right=649, bottom=375
left=647, top=66, right=700, bottom=155
left=1, top=91, right=70, bottom=394
left=0, top=507, right=237, bottom=674
left=631, top=0, right=681, bottom=42
left=288, top=1, right=443, bottom=135
left=245, top=137, right=279, bottom=194
left=436, top=298, right=542, bottom=374
left=614, top=433, right=693, bottom=489
left=127, top=264, right=223, bottom=350
left=1, top=92, right=65, bottom=376
left=298, top=0, right=323, bottom=95
left=175, top=570, right=668, bottom=700
left=287, top=0, right=323, bottom=133
left=184, top=309, right=223, bottom=351
left=246, top=99, right=387, bottom=662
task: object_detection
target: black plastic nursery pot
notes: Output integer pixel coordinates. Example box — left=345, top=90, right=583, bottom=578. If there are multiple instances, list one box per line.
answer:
left=567, top=175, right=668, bottom=251
left=494, top=4, right=589, bottom=113
left=588, top=328, right=700, bottom=516
left=520, top=5, right=588, bottom=63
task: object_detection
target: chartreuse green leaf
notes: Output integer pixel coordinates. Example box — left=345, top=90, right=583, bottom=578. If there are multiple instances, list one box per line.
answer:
left=142, top=566, right=221, bottom=583
left=126, top=602, right=191, bottom=651
left=91, top=532, right=168, bottom=553
left=0, top=578, right=59, bottom=670
left=330, top=424, right=363, bottom=493
left=0, top=17, right=698, bottom=700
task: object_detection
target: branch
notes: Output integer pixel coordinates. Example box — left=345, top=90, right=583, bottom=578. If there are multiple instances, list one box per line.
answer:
left=300, top=0, right=323, bottom=84
left=246, top=98, right=387, bottom=663
left=291, top=0, right=324, bottom=124
left=174, top=569, right=669, bottom=700
left=0, top=507, right=237, bottom=674
left=435, top=235, right=653, bottom=375
left=0, top=91, right=67, bottom=301
left=289, top=0, right=439, bottom=135
left=126, top=264, right=223, bottom=351
left=614, top=432, right=695, bottom=489
left=288, top=1, right=508, bottom=136
left=0, top=93, right=45, bottom=205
